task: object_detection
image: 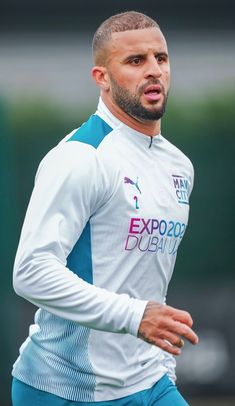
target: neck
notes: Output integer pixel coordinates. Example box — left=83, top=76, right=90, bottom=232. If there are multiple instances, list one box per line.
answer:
left=101, top=93, right=161, bottom=136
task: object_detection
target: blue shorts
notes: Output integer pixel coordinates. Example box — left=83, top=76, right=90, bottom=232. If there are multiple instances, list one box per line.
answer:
left=12, top=374, right=189, bottom=406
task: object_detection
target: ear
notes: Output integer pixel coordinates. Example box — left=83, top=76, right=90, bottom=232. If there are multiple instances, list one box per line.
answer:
left=91, top=66, right=110, bottom=91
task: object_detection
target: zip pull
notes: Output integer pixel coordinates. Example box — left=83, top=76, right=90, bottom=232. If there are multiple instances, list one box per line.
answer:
left=148, top=136, right=153, bottom=148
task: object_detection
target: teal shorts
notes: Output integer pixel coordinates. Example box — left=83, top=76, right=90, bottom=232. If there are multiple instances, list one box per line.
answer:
left=12, top=374, right=189, bottom=406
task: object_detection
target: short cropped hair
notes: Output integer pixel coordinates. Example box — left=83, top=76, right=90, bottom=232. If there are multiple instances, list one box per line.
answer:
left=92, top=11, right=160, bottom=65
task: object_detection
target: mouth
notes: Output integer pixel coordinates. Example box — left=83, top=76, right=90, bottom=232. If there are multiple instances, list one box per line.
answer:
left=143, top=84, right=162, bottom=102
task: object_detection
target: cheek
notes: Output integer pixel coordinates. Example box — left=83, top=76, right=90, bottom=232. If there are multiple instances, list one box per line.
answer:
left=117, top=77, right=138, bottom=96
left=119, top=72, right=138, bottom=88
left=163, top=69, right=171, bottom=88
left=108, top=65, right=142, bottom=95
left=111, top=72, right=131, bottom=90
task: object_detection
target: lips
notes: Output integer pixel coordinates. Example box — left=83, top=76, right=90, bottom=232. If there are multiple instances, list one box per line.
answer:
left=143, top=84, right=162, bottom=102
left=144, top=84, right=162, bottom=95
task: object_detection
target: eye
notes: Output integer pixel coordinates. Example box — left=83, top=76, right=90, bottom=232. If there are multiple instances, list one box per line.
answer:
left=156, top=54, right=167, bottom=63
left=130, top=57, right=142, bottom=65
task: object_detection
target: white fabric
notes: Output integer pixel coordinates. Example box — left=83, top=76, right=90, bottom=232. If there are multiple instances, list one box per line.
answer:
left=12, top=98, right=194, bottom=401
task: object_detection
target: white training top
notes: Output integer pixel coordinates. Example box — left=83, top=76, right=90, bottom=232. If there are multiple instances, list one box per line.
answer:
left=12, top=98, right=194, bottom=402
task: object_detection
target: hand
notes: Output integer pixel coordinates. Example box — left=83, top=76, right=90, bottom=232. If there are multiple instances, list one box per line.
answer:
left=138, top=301, right=199, bottom=355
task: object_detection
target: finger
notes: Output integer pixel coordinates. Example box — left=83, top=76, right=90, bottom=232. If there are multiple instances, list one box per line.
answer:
left=168, top=320, right=199, bottom=345
left=156, top=314, right=197, bottom=344
left=154, top=338, right=182, bottom=356
left=162, top=331, right=185, bottom=348
left=166, top=306, right=193, bottom=327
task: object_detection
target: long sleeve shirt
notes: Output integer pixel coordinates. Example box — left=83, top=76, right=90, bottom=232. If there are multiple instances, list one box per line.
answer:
left=12, top=98, right=194, bottom=402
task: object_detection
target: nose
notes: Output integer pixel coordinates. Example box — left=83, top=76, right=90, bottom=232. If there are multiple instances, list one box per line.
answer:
left=144, top=56, right=162, bottom=79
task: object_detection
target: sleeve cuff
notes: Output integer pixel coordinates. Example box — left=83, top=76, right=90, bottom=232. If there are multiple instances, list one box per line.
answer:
left=128, top=299, right=148, bottom=337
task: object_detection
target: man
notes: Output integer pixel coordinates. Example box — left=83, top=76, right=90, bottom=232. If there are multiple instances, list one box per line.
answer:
left=12, top=11, right=198, bottom=406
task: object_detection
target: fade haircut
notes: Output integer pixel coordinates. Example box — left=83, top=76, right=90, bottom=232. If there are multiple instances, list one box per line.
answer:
left=92, top=11, right=160, bottom=65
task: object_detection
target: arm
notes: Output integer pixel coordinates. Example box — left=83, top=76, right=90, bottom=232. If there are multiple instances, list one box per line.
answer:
left=13, top=141, right=147, bottom=336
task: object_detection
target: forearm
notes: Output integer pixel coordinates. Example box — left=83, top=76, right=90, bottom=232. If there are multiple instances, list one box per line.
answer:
left=13, top=141, right=148, bottom=336
left=13, top=254, right=147, bottom=336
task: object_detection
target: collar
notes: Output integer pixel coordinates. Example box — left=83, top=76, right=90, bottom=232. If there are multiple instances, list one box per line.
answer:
left=96, top=97, right=163, bottom=148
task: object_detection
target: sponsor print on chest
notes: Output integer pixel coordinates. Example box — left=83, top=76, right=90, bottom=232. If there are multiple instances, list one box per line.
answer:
left=123, top=173, right=190, bottom=255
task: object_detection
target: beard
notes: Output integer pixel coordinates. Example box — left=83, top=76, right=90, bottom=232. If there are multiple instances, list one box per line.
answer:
left=109, top=76, right=168, bottom=121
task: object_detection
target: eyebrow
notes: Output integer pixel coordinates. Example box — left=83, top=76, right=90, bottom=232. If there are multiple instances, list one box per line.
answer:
left=156, top=52, right=169, bottom=58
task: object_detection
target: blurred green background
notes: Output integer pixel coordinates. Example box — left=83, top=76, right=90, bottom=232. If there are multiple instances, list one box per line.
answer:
left=1, top=1, right=235, bottom=405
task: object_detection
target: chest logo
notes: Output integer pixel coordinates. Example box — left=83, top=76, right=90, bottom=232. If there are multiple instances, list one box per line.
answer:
left=124, top=176, right=142, bottom=194
left=172, top=174, right=189, bottom=205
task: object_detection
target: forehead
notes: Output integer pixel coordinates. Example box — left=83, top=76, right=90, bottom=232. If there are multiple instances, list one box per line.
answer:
left=108, top=27, right=168, bottom=58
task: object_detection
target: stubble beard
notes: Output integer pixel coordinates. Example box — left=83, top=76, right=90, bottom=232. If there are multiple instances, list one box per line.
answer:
left=110, top=76, right=168, bottom=121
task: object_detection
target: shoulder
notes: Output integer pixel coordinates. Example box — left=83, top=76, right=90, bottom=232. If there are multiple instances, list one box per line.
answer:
left=34, top=116, right=118, bottom=204
left=37, top=112, right=115, bottom=176
left=63, top=114, right=114, bottom=149
left=37, top=138, right=98, bottom=181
